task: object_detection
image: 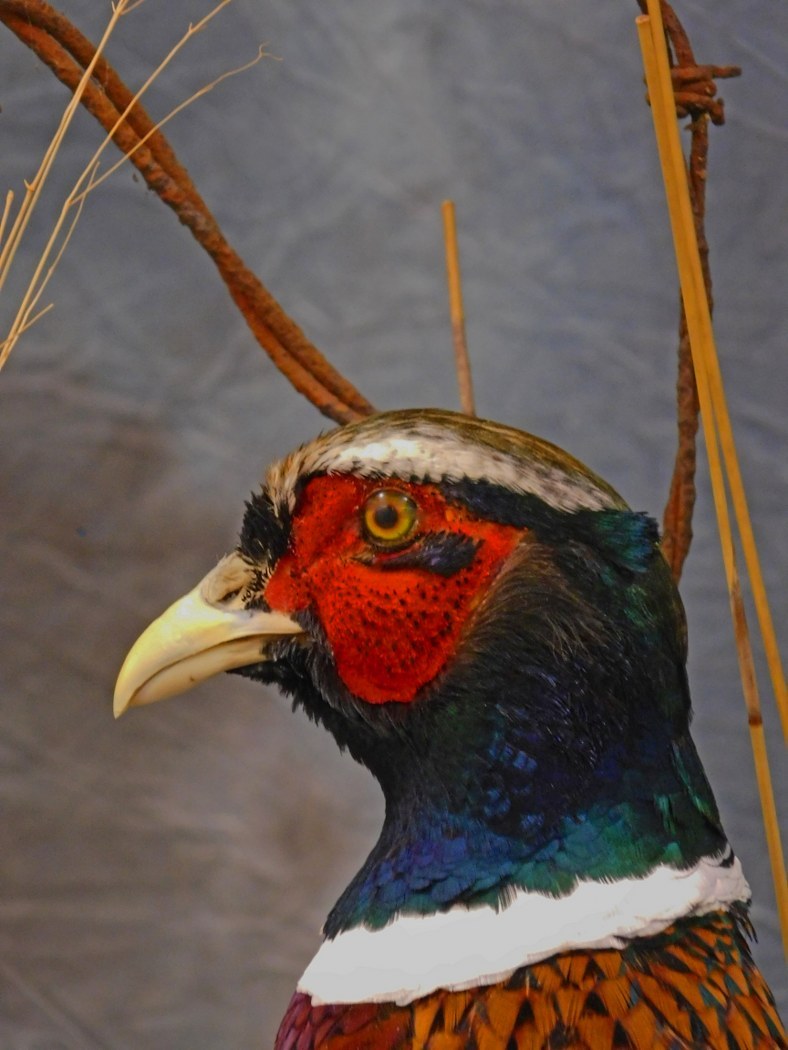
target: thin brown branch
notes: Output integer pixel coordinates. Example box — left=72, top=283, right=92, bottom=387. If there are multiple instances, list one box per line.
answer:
left=636, top=0, right=740, bottom=581
left=0, top=0, right=374, bottom=424
left=661, top=310, right=699, bottom=574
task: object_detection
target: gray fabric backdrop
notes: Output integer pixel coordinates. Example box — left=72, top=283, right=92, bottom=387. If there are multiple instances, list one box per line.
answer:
left=1, top=1, right=785, bottom=1046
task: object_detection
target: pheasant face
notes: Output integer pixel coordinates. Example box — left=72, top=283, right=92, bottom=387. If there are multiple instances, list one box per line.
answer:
left=116, top=408, right=627, bottom=720
left=114, top=409, right=784, bottom=1045
left=261, top=472, right=523, bottom=705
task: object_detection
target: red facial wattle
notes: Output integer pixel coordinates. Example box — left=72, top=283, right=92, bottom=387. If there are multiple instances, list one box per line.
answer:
left=264, top=475, right=522, bottom=704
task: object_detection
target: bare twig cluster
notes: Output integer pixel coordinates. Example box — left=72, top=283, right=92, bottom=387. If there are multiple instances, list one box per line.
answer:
left=0, top=0, right=374, bottom=423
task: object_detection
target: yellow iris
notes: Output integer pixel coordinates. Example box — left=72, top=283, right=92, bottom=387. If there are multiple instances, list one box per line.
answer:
left=362, top=489, right=418, bottom=547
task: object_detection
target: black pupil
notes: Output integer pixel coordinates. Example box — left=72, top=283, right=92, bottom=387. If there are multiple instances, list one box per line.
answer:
left=374, top=503, right=401, bottom=530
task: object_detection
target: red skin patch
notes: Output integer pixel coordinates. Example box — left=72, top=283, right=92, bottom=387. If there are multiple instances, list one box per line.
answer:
left=264, top=475, right=521, bottom=704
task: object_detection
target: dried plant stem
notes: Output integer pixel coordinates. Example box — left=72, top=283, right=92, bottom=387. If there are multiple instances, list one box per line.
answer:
left=0, top=0, right=374, bottom=423
left=0, top=191, right=15, bottom=254
left=639, top=1, right=786, bottom=740
left=638, top=1, right=788, bottom=954
left=0, top=0, right=129, bottom=303
left=1, top=7, right=267, bottom=367
left=441, top=201, right=475, bottom=417
left=73, top=50, right=269, bottom=205
left=635, top=0, right=739, bottom=582
left=10, top=162, right=97, bottom=345
left=661, top=310, right=699, bottom=575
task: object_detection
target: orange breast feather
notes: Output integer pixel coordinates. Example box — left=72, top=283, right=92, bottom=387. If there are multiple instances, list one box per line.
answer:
left=274, top=913, right=786, bottom=1050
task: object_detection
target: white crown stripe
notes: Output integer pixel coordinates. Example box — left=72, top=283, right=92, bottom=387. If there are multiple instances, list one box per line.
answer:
left=297, top=852, right=749, bottom=1007
left=266, top=411, right=626, bottom=516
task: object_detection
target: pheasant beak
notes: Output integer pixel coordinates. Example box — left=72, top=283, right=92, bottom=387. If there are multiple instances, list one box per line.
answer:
left=113, top=552, right=303, bottom=718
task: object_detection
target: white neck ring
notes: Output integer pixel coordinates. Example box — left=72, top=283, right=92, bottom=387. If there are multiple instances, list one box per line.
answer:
left=298, top=851, right=749, bottom=1007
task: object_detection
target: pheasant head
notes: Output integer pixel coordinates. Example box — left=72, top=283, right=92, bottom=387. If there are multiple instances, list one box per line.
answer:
left=114, top=408, right=750, bottom=1009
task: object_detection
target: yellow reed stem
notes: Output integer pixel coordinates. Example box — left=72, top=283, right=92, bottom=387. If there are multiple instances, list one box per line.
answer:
left=0, top=190, right=14, bottom=254
left=637, top=6, right=788, bottom=956
left=441, top=200, right=475, bottom=416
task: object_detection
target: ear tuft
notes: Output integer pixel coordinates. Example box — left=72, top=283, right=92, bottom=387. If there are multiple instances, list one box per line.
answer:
left=576, top=510, right=660, bottom=574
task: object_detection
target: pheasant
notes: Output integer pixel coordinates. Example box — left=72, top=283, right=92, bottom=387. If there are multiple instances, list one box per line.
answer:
left=114, top=408, right=786, bottom=1049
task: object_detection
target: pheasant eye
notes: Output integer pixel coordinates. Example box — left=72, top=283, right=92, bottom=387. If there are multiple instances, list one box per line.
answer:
left=362, top=489, right=418, bottom=547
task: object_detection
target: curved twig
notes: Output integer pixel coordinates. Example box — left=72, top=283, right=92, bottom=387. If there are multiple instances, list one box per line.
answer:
left=0, top=0, right=374, bottom=424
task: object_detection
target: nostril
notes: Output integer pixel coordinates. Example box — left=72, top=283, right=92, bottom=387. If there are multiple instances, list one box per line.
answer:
left=201, top=552, right=258, bottom=608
